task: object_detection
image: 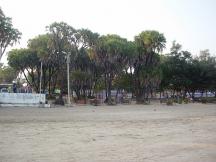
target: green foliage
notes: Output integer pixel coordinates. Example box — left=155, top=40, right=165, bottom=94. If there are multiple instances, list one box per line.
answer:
left=93, top=78, right=105, bottom=92
left=206, top=97, right=216, bottom=103
left=28, top=34, right=51, bottom=59
left=135, top=30, right=166, bottom=53
left=178, top=98, right=183, bottom=104
left=4, top=20, right=216, bottom=105
left=113, top=73, right=133, bottom=92
left=161, top=41, right=193, bottom=92
left=198, top=97, right=216, bottom=104
left=201, top=98, right=207, bottom=104
left=0, top=7, right=21, bottom=60
left=8, top=48, right=41, bottom=91
left=46, top=94, right=56, bottom=100
left=71, top=70, right=91, bottom=80
left=94, top=34, right=133, bottom=104
left=134, top=30, right=166, bottom=103
left=0, top=65, right=18, bottom=83
left=8, top=48, right=40, bottom=73
left=166, top=99, right=174, bottom=106
left=161, top=41, right=216, bottom=97
left=183, top=98, right=190, bottom=104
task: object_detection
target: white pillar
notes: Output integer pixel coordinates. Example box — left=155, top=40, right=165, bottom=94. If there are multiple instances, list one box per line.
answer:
left=39, top=62, right=43, bottom=94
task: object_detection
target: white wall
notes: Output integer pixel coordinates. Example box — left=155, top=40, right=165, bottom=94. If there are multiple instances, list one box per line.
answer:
left=0, top=93, right=45, bottom=104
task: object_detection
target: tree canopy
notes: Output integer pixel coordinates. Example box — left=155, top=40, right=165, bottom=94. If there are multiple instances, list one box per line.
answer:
left=0, top=7, right=21, bottom=60
left=3, top=20, right=216, bottom=104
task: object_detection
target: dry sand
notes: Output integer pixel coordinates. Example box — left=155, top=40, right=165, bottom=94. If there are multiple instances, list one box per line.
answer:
left=0, top=103, right=216, bottom=162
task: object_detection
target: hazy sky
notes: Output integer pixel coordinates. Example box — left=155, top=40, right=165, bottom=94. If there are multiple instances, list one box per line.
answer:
left=1, top=0, right=216, bottom=63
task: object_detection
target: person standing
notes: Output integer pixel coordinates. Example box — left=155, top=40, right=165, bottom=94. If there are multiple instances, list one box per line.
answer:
left=13, top=83, right=17, bottom=93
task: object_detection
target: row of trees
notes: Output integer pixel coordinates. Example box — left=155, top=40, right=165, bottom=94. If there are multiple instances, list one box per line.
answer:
left=1, top=7, right=215, bottom=104
left=6, top=22, right=216, bottom=104
left=160, top=43, right=216, bottom=98
left=7, top=22, right=169, bottom=104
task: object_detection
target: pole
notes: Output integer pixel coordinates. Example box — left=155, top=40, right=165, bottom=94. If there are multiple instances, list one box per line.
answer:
left=67, top=54, right=71, bottom=105
left=0, top=49, right=2, bottom=61
left=39, top=61, right=43, bottom=94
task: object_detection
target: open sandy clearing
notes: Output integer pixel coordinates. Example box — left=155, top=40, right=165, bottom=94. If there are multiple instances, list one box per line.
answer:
left=0, top=103, right=216, bottom=162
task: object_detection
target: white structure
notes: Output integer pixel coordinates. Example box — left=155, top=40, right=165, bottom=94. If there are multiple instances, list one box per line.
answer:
left=0, top=93, right=47, bottom=107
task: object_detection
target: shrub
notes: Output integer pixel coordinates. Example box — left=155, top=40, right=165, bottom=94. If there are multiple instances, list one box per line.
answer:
left=166, top=99, right=173, bottom=106
left=201, top=98, right=207, bottom=104
left=173, top=98, right=178, bottom=103
left=173, top=97, right=183, bottom=104
left=201, top=97, right=216, bottom=103
left=178, top=98, right=183, bottom=104
left=89, top=98, right=100, bottom=106
left=107, top=98, right=117, bottom=105
left=183, top=98, right=190, bottom=104
left=54, top=95, right=64, bottom=105
left=88, top=95, right=96, bottom=99
left=46, top=94, right=56, bottom=100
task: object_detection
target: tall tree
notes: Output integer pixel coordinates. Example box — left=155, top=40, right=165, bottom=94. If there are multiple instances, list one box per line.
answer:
left=46, top=22, right=78, bottom=94
left=134, top=30, right=166, bottom=103
left=8, top=48, right=41, bottom=92
left=28, top=34, right=59, bottom=94
left=0, top=7, right=21, bottom=60
left=94, top=35, right=130, bottom=104
left=161, top=41, right=194, bottom=97
left=47, top=22, right=99, bottom=94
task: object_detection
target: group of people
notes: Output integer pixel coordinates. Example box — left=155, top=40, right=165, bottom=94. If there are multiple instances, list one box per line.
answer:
left=0, top=83, right=33, bottom=93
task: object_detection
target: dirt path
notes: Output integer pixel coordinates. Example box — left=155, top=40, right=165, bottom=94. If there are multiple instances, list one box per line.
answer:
left=0, top=103, right=216, bottom=162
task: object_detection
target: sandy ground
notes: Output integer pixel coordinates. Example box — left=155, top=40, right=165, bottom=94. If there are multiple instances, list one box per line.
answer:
left=0, top=103, right=216, bottom=162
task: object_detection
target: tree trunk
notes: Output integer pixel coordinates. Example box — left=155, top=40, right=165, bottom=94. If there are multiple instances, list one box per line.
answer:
left=48, top=70, right=51, bottom=95
left=107, top=75, right=112, bottom=104
left=104, top=74, right=108, bottom=100
left=115, top=88, right=120, bottom=103
left=42, top=66, right=47, bottom=93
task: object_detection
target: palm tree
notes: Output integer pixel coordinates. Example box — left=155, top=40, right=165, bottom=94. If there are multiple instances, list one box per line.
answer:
left=94, top=35, right=130, bottom=104
left=134, top=30, right=166, bottom=103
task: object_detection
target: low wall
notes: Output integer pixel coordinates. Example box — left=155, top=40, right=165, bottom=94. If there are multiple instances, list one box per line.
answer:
left=0, top=93, right=45, bottom=104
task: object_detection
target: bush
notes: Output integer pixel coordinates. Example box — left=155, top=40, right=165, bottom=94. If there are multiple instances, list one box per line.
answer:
left=172, top=96, right=183, bottom=104
left=89, top=98, right=100, bottom=106
left=79, top=95, right=87, bottom=100
left=201, top=98, right=207, bottom=104
left=166, top=99, right=173, bottom=106
left=54, top=95, right=65, bottom=105
left=200, top=97, right=216, bottom=103
left=46, top=94, right=56, bottom=100
left=136, top=99, right=150, bottom=105
left=88, top=95, right=96, bottom=99
left=183, top=98, right=190, bottom=104
left=173, top=98, right=178, bottom=103
left=178, top=98, right=183, bottom=104
left=208, top=98, right=216, bottom=103
left=107, top=98, right=117, bottom=105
